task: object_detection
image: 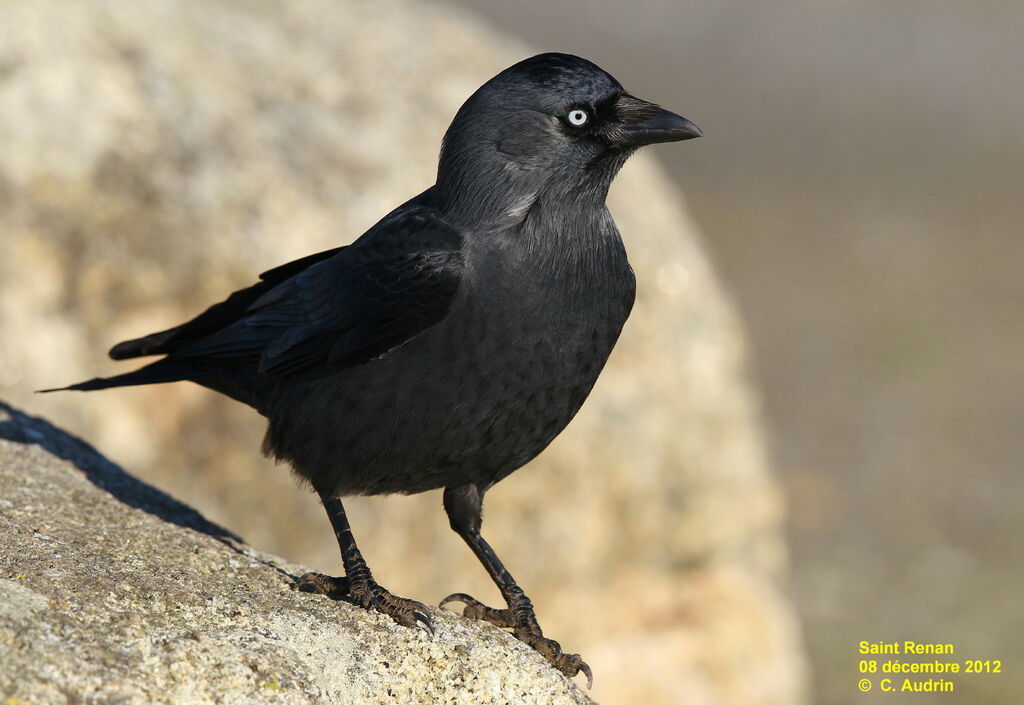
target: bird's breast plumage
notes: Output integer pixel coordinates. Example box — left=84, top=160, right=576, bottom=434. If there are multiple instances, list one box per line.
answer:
left=266, top=210, right=634, bottom=497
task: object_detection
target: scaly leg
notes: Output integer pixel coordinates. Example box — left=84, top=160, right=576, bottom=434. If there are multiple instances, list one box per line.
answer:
left=297, top=492, right=432, bottom=633
left=439, top=484, right=591, bottom=687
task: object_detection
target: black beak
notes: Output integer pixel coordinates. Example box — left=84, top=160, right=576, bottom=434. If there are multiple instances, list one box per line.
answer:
left=612, top=95, right=702, bottom=147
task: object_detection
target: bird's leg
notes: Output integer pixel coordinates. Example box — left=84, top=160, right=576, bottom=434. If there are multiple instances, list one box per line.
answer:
left=439, top=484, right=592, bottom=687
left=297, top=492, right=432, bottom=633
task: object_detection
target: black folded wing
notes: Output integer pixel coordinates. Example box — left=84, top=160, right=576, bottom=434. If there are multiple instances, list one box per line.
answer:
left=168, top=207, right=465, bottom=377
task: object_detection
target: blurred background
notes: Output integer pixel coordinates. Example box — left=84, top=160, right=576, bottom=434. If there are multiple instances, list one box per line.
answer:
left=2, top=0, right=1022, bottom=703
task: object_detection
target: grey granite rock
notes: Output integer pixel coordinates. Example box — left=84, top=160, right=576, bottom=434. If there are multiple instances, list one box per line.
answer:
left=0, top=402, right=595, bottom=705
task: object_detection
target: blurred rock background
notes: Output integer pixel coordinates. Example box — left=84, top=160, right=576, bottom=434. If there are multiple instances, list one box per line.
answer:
left=0, top=1, right=806, bottom=704
left=450, top=1, right=1024, bottom=704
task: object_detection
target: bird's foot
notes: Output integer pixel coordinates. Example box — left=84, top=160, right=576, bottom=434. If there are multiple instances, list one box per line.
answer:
left=298, top=571, right=432, bottom=634
left=296, top=571, right=350, bottom=597
left=440, top=590, right=592, bottom=688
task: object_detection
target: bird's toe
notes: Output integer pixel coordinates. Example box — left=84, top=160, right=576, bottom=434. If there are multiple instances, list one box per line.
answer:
left=439, top=592, right=514, bottom=628
left=518, top=631, right=593, bottom=688
left=348, top=580, right=434, bottom=635
left=296, top=572, right=350, bottom=597
left=382, top=594, right=434, bottom=634
left=297, top=573, right=431, bottom=633
left=444, top=589, right=592, bottom=687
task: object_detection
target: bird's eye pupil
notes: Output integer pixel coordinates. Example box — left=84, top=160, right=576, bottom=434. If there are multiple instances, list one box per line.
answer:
left=567, top=109, right=589, bottom=127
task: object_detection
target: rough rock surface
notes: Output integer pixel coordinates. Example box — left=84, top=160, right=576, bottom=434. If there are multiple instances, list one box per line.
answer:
left=0, top=403, right=595, bottom=705
left=0, top=1, right=807, bottom=703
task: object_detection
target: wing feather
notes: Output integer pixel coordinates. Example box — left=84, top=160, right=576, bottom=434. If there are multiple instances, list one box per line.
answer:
left=172, top=205, right=464, bottom=377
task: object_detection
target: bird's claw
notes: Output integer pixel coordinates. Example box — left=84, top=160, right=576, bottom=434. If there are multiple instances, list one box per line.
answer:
left=412, top=607, right=435, bottom=636
left=517, top=630, right=592, bottom=688
left=350, top=579, right=434, bottom=635
left=297, top=571, right=433, bottom=635
left=439, top=591, right=591, bottom=687
left=578, top=660, right=594, bottom=690
left=537, top=641, right=592, bottom=689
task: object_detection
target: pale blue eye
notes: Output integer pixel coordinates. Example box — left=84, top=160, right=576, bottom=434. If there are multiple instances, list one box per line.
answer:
left=567, top=109, right=589, bottom=126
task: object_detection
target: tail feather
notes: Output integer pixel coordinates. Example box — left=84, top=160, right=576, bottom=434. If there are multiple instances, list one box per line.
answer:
left=108, top=330, right=178, bottom=360
left=106, top=246, right=346, bottom=362
left=38, top=359, right=201, bottom=393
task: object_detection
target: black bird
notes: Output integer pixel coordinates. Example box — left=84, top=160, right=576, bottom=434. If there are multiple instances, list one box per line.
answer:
left=45, top=53, right=701, bottom=684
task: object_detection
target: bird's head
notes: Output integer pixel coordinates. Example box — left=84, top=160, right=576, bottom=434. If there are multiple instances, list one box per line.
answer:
left=436, top=53, right=701, bottom=224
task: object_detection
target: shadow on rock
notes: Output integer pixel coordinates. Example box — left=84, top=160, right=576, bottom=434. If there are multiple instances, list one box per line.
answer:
left=0, top=400, right=242, bottom=543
